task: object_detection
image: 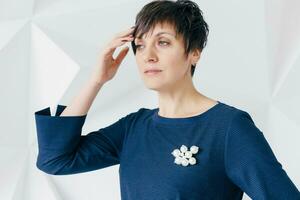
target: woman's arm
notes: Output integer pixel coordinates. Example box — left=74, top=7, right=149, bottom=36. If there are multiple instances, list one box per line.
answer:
left=224, top=110, right=300, bottom=199
left=59, top=78, right=104, bottom=117
left=34, top=105, right=132, bottom=175
left=34, top=26, right=135, bottom=175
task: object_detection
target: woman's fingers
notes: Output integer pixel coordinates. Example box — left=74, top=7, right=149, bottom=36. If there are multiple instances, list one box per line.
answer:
left=121, top=35, right=134, bottom=42
left=100, top=26, right=135, bottom=60
left=114, top=26, right=135, bottom=39
left=105, top=35, right=134, bottom=55
left=92, top=26, right=136, bottom=84
left=114, top=46, right=130, bottom=66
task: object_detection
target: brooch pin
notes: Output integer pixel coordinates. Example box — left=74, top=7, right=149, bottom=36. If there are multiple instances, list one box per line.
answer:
left=171, top=145, right=199, bottom=167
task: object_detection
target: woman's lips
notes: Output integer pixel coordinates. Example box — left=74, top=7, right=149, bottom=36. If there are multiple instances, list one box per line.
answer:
left=145, top=70, right=162, bottom=75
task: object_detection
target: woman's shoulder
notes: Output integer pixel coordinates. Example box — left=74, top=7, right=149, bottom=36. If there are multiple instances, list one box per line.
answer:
left=218, top=101, right=260, bottom=135
left=122, top=107, right=155, bottom=121
left=218, top=101, right=252, bottom=117
left=214, top=101, right=257, bottom=131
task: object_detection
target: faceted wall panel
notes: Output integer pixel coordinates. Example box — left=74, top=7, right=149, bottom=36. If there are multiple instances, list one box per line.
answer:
left=0, top=0, right=299, bottom=199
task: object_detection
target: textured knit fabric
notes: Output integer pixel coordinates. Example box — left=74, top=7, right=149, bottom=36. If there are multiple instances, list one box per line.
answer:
left=34, top=100, right=300, bottom=200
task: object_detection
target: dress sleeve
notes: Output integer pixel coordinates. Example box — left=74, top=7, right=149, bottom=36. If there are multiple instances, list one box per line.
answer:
left=224, top=110, right=300, bottom=199
left=34, top=104, right=129, bottom=175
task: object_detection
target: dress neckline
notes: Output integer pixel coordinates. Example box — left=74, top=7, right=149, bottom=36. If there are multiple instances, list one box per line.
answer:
left=151, top=100, right=223, bottom=125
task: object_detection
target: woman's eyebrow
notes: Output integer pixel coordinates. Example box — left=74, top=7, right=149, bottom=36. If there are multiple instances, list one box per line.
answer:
left=135, top=32, right=175, bottom=41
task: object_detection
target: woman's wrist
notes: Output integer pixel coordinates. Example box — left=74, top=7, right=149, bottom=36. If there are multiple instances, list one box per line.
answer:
left=89, top=75, right=106, bottom=87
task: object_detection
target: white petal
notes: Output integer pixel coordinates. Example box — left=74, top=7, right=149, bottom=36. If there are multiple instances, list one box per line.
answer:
left=180, top=145, right=188, bottom=153
left=190, top=145, right=199, bottom=154
left=174, top=157, right=182, bottom=165
left=184, top=151, right=192, bottom=158
left=181, top=158, right=189, bottom=166
left=189, top=157, right=197, bottom=165
left=171, top=149, right=181, bottom=157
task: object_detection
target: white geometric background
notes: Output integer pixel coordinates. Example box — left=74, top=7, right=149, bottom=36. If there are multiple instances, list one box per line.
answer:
left=0, top=0, right=299, bottom=199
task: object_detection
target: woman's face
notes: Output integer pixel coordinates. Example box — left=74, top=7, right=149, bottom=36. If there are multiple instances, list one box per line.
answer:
left=134, top=22, right=199, bottom=92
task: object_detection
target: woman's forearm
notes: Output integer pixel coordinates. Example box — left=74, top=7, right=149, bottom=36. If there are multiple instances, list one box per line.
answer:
left=60, top=78, right=105, bottom=116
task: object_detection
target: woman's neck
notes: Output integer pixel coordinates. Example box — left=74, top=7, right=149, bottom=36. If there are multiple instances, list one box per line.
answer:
left=157, top=82, right=216, bottom=118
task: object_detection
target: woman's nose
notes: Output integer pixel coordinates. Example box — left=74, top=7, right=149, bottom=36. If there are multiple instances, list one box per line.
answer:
left=143, top=46, right=158, bottom=63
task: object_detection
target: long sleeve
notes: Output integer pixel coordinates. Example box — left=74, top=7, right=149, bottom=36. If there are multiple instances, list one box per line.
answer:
left=34, top=104, right=129, bottom=175
left=224, top=110, right=300, bottom=199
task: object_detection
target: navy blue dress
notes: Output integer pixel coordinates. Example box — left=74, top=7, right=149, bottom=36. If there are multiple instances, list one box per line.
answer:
left=34, top=100, right=300, bottom=199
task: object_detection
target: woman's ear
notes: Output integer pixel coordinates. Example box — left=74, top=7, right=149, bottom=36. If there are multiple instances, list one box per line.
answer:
left=192, top=49, right=201, bottom=65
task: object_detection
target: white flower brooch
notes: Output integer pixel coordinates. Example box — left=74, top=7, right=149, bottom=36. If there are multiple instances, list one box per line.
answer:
left=171, top=145, right=199, bottom=167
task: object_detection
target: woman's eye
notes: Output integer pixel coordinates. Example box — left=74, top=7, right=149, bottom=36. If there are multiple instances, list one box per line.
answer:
left=136, top=41, right=169, bottom=50
left=159, top=41, right=169, bottom=46
left=135, top=45, right=142, bottom=49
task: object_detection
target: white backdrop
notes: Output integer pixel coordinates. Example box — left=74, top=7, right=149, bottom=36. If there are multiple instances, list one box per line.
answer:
left=0, top=0, right=299, bottom=199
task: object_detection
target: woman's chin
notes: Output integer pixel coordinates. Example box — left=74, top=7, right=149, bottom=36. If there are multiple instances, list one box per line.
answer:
left=144, top=83, right=162, bottom=91
left=146, top=84, right=168, bottom=93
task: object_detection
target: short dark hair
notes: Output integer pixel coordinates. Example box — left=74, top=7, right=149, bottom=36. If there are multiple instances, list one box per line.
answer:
left=131, top=0, right=209, bottom=77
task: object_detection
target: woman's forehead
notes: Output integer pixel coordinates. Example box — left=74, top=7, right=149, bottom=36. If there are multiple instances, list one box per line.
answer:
left=137, top=22, right=176, bottom=38
left=136, top=22, right=178, bottom=39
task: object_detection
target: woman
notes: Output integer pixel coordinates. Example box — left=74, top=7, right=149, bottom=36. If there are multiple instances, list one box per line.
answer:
left=34, top=0, right=300, bottom=199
